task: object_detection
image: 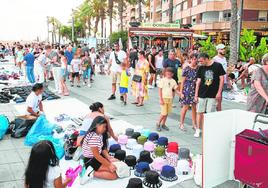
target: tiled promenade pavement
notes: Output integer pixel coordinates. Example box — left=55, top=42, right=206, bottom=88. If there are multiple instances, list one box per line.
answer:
left=0, top=74, right=245, bottom=188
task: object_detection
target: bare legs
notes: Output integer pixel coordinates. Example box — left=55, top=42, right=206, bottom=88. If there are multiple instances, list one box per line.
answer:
left=59, top=78, right=69, bottom=95
left=93, top=165, right=117, bottom=180
left=180, top=104, right=197, bottom=130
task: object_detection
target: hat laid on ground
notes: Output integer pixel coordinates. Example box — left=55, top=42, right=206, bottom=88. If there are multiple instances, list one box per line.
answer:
left=166, top=152, right=179, bottom=167
left=109, top=144, right=121, bottom=156
left=138, top=135, right=148, bottom=145
left=113, top=161, right=131, bottom=178
left=143, top=170, right=162, bottom=188
left=157, top=137, right=168, bottom=148
left=114, top=149, right=126, bottom=161
left=138, top=151, right=153, bottom=164
left=118, top=135, right=128, bottom=145
left=132, top=132, right=141, bottom=140
left=126, top=128, right=134, bottom=137
left=153, top=146, right=166, bottom=158
left=134, top=126, right=144, bottom=133
left=132, top=144, right=144, bottom=159
left=125, top=155, right=137, bottom=170
left=177, top=159, right=191, bottom=175
left=126, top=178, right=143, bottom=188
left=144, top=141, right=155, bottom=152
left=148, top=132, right=159, bottom=143
left=108, top=138, right=118, bottom=149
left=134, top=162, right=151, bottom=177
left=126, top=138, right=138, bottom=150
left=179, top=148, right=190, bottom=160
left=141, top=129, right=151, bottom=138
left=160, top=165, right=178, bottom=182
left=151, top=157, right=167, bottom=172
left=167, top=142, right=179, bottom=154
left=216, top=43, right=225, bottom=50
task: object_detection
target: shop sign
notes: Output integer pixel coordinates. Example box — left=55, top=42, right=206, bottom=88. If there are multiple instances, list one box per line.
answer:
left=141, top=22, right=180, bottom=28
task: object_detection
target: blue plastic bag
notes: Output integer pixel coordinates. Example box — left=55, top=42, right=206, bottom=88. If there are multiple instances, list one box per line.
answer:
left=24, top=115, right=64, bottom=159
left=24, top=115, right=56, bottom=146
left=0, top=115, right=9, bottom=140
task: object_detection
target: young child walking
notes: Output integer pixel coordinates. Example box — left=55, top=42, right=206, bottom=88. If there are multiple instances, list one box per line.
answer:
left=24, top=140, right=71, bottom=188
left=81, top=52, right=92, bottom=87
left=119, top=62, right=131, bottom=105
left=71, top=54, right=81, bottom=87
left=157, top=67, right=179, bottom=132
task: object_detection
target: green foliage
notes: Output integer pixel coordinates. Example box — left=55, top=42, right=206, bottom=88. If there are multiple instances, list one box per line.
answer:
left=109, top=30, right=128, bottom=50
left=198, top=36, right=217, bottom=59
left=254, top=37, right=268, bottom=63
left=239, top=29, right=257, bottom=61
left=60, top=25, right=72, bottom=40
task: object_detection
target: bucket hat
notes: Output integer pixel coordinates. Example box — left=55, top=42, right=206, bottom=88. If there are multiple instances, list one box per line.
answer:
left=138, top=151, right=153, bottom=164
left=126, top=138, right=138, bottom=150
left=179, top=148, right=190, bottom=160
left=148, top=132, right=159, bottom=143
left=159, top=165, right=178, bottom=182
left=125, top=128, right=134, bottom=137
left=167, top=142, right=179, bottom=154
left=157, top=137, right=168, bottom=148
left=141, top=129, right=151, bottom=138
left=126, top=178, right=143, bottom=188
left=153, top=146, right=166, bottom=158
left=177, top=159, right=191, bottom=175
left=125, top=155, right=137, bottom=170
left=138, top=135, right=148, bottom=145
left=134, top=162, right=151, bottom=177
left=108, top=138, right=118, bottom=149
left=132, top=132, right=141, bottom=140
left=144, top=141, right=155, bottom=152
left=151, top=157, right=167, bottom=172
left=113, top=161, right=131, bottom=178
left=132, top=144, right=144, bottom=159
left=143, top=170, right=162, bottom=188
left=109, top=144, right=121, bottom=156
left=114, top=149, right=126, bottom=161
left=118, top=135, right=128, bottom=145
left=166, top=152, right=178, bottom=167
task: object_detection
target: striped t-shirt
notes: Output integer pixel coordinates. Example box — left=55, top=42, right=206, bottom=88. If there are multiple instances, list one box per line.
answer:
left=82, top=132, right=103, bottom=158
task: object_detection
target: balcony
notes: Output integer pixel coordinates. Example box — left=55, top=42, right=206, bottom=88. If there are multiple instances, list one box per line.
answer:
left=192, top=21, right=231, bottom=31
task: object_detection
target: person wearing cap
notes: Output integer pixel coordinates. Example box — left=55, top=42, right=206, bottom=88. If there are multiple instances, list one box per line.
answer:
left=247, top=53, right=268, bottom=114
left=148, top=46, right=157, bottom=89
left=194, top=53, right=225, bottom=137
left=157, top=67, right=179, bottom=132
left=213, top=43, right=227, bottom=111
left=107, top=42, right=127, bottom=100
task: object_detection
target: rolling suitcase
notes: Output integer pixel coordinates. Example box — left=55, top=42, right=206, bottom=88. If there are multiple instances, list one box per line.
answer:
left=234, top=114, right=268, bottom=188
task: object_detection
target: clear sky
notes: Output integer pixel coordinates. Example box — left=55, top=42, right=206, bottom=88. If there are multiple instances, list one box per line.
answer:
left=0, top=0, right=84, bottom=41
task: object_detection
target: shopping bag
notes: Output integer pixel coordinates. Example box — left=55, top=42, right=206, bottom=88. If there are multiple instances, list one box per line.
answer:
left=234, top=129, right=268, bottom=188
left=0, top=115, right=9, bottom=140
left=10, top=116, right=36, bottom=138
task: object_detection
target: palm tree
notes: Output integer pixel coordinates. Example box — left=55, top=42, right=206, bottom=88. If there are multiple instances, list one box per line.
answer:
left=48, top=17, right=60, bottom=44
left=230, top=0, right=238, bottom=64
left=108, top=0, right=114, bottom=35
left=168, top=0, right=174, bottom=49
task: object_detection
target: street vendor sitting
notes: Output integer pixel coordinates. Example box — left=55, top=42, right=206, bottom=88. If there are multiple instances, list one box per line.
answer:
left=25, top=83, right=44, bottom=117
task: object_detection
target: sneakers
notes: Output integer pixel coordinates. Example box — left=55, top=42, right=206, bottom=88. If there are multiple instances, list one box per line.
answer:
left=156, top=123, right=162, bottom=132
left=148, top=85, right=154, bottom=89
left=120, top=96, right=124, bottom=101
left=194, top=129, right=201, bottom=138
left=80, top=166, right=94, bottom=185
left=87, top=84, right=91, bottom=88
left=162, top=125, right=169, bottom=131
left=108, top=94, right=116, bottom=100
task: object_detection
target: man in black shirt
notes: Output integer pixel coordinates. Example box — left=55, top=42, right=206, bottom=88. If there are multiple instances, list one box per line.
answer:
left=194, top=53, right=225, bottom=138
left=148, top=46, right=157, bottom=88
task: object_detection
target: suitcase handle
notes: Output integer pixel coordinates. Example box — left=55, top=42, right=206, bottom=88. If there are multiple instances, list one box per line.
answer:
left=253, top=114, right=268, bottom=130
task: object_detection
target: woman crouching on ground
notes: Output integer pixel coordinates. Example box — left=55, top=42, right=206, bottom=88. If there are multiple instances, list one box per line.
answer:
left=80, top=116, right=118, bottom=184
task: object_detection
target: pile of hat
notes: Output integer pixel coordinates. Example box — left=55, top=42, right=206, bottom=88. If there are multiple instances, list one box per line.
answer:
left=108, top=127, right=193, bottom=188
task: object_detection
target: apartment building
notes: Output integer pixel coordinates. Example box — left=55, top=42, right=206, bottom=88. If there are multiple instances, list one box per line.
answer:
left=150, top=0, right=268, bottom=42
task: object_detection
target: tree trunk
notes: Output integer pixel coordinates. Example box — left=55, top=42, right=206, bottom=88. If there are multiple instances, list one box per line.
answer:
left=94, top=15, right=100, bottom=37
left=108, top=0, right=113, bottom=36
left=138, top=0, right=142, bottom=49
left=58, top=26, right=61, bottom=44
left=100, top=7, right=105, bottom=38
left=230, top=0, right=238, bottom=65
left=118, top=0, right=124, bottom=32
left=168, top=0, right=174, bottom=49
left=88, top=17, right=91, bottom=37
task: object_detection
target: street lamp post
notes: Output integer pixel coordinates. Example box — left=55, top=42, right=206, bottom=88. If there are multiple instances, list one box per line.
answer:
left=72, top=9, right=75, bottom=42
left=47, top=16, right=50, bottom=43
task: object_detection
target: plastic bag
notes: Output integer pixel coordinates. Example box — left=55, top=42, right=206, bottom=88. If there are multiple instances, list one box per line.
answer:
left=10, top=118, right=36, bottom=138
left=24, top=115, right=64, bottom=159
left=0, top=115, right=9, bottom=140
left=24, top=115, right=56, bottom=146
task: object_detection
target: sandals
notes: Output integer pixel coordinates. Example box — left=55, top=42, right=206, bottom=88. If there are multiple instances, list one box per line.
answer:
left=131, top=102, right=138, bottom=105
left=136, top=104, right=144, bottom=107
